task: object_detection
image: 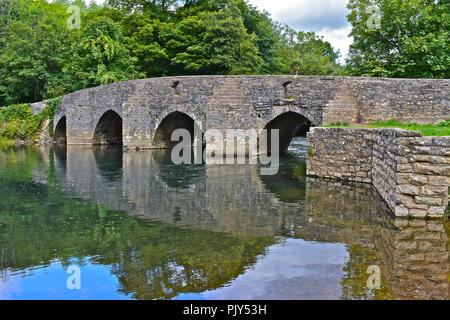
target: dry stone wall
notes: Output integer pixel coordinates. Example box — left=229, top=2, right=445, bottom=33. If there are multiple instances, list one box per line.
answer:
left=307, top=127, right=450, bottom=218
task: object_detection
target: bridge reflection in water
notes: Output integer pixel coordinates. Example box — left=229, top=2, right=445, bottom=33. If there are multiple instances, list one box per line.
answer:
left=0, top=143, right=447, bottom=300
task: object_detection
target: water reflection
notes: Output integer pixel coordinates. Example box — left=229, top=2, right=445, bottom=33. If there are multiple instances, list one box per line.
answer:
left=0, top=141, right=448, bottom=300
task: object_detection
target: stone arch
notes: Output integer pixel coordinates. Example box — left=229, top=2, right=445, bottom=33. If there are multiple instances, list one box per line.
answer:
left=53, top=116, right=67, bottom=144
left=264, top=111, right=314, bottom=153
left=153, top=111, right=202, bottom=149
left=93, top=110, right=123, bottom=145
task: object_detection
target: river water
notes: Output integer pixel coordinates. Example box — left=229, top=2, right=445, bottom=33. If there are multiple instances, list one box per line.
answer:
left=0, top=138, right=448, bottom=300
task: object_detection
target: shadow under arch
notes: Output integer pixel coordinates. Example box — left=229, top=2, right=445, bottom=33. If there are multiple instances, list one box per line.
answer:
left=259, top=154, right=307, bottom=203
left=153, top=111, right=200, bottom=149
left=265, top=112, right=313, bottom=153
left=150, top=149, right=205, bottom=189
left=53, top=116, right=67, bottom=144
left=93, top=110, right=123, bottom=146
left=93, top=146, right=123, bottom=181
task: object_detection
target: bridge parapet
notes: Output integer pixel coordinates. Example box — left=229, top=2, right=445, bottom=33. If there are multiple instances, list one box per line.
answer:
left=29, top=75, right=449, bottom=149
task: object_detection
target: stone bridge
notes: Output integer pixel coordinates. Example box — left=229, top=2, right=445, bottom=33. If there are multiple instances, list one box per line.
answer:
left=33, top=75, right=449, bottom=151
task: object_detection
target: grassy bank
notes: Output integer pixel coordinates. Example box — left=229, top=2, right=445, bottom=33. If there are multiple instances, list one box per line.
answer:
left=0, top=98, right=60, bottom=146
left=0, top=139, right=16, bottom=148
left=324, top=120, right=450, bottom=136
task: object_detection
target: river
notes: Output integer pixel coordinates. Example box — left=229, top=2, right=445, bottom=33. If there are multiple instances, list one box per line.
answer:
left=0, top=138, right=448, bottom=300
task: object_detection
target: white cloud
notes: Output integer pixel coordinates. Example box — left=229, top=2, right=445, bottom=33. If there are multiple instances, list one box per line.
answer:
left=248, top=0, right=352, bottom=62
left=316, top=25, right=353, bottom=62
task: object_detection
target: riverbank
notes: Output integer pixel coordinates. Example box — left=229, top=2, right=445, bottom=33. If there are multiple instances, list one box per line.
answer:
left=0, top=138, right=39, bottom=148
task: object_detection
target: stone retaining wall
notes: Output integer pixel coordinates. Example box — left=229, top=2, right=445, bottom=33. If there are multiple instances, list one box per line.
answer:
left=307, top=127, right=450, bottom=218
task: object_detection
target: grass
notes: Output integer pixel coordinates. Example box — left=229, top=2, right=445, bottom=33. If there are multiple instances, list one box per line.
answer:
left=307, top=147, right=315, bottom=157
left=324, top=120, right=450, bottom=136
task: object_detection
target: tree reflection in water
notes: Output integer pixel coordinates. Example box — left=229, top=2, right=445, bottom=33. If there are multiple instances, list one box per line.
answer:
left=0, top=144, right=447, bottom=300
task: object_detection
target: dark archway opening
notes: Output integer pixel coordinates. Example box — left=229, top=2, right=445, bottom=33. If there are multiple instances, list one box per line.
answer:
left=53, top=116, right=67, bottom=144
left=153, top=111, right=198, bottom=149
left=265, top=112, right=313, bottom=154
left=93, top=110, right=123, bottom=146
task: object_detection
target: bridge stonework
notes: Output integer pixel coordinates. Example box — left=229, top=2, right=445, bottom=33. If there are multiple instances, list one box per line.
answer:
left=39, top=75, right=449, bottom=149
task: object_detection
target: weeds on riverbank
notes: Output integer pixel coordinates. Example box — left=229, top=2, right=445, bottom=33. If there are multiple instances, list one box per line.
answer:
left=324, top=120, right=450, bottom=136
left=0, top=97, right=61, bottom=144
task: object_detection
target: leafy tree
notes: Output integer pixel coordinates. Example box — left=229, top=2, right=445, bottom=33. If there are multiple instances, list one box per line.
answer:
left=62, top=17, right=144, bottom=92
left=0, top=0, right=69, bottom=105
left=107, top=0, right=177, bottom=16
left=347, top=0, right=449, bottom=78
left=278, top=27, right=344, bottom=76
left=120, top=14, right=171, bottom=77
left=168, top=1, right=262, bottom=74
left=235, top=0, right=283, bottom=74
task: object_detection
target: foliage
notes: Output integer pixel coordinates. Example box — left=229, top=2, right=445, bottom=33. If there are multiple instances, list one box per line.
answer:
left=61, top=17, right=144, bottom=92
left=278, top=28, right=345, bottom=76
left=347, top=0, right=449, bottom=78
left=0, top=0, right=69, bottom=105
left=0, top=104, right=38, bottom=140
left=0, top=97, right=61, bottom=141
left=168, top=2, right=263, bottom=75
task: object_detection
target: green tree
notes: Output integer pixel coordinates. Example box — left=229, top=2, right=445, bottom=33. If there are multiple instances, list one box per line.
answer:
left=62, top=17, right=144, bottom=92
left=120, top=14, right=171, bottom=77
left=347, top=0, right=449, bottom=78
left=236, top=0, right=283, bottom=74
left=167, top=1, right=262, bottom=75
left=0, top=0, right=69, bottom=105
left=278, top=27, right=344, bottom=76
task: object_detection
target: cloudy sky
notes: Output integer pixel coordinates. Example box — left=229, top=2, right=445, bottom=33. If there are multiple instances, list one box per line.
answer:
left=248, top=0, right=352, bottom=61
left=90, top=0, right=352, bottom=62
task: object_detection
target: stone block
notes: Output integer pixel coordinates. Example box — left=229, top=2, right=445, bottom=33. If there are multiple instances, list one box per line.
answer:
left=395, top=206, right=409, bottom=217
left=414, top=163, right=449, bottom=176
left=408, top=174, right=428, bottom=186
left=414, top=196, right=442, bottom=206
left=419, top=186, right=446, bottom=197
left=397, top=185, right=419, bottom=196
left=409, top=209, right=428, bottom=218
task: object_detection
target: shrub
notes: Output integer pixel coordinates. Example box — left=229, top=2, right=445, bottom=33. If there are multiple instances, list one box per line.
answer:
left=0, top=97, right=61, bottom=142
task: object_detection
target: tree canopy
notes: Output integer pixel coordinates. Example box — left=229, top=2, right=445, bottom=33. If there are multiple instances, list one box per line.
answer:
left=0, top=0, right=343, bottom=107
left=347, top=0, right=449, bottom=78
